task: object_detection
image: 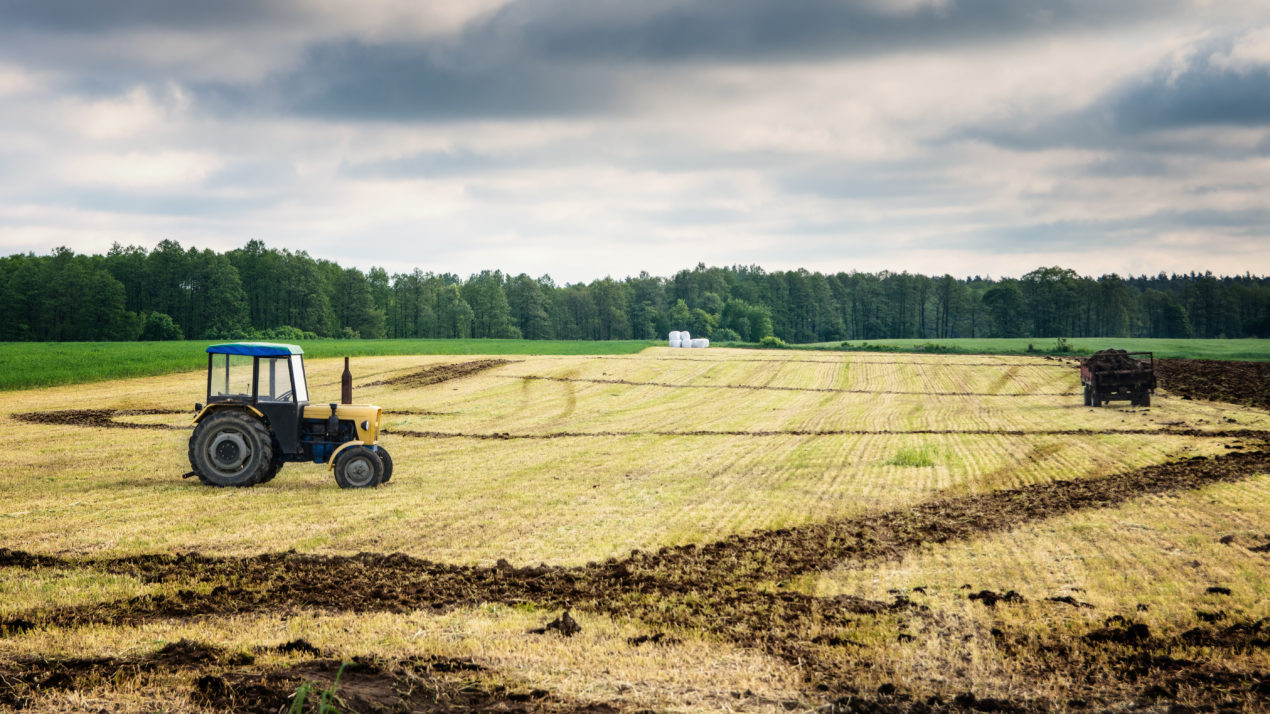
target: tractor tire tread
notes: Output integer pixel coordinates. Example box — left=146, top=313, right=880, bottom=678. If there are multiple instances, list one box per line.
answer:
left=188, top=410, right=273, bottom=487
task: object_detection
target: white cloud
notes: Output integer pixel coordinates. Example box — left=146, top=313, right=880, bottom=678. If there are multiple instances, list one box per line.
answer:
left=1209, top=26, right=1270, bottom=72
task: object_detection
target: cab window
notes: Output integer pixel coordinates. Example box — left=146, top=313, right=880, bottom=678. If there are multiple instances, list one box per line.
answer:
left=258, top=357, right=295, bottom=402
left=210, top=354, right=253, bottom=399
left=290, top=355, right=309, bottom=402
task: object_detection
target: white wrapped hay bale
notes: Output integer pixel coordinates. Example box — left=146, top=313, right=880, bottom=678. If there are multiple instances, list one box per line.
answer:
left=691, top=338, right=709, bottom=348
left=678, top=331, right=690, bottom=346
left=669, top=339, right=682, bottom=348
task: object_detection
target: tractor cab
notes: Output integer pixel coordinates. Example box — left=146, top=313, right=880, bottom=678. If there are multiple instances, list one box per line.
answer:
left=189, top=343, right=391, bottom=489
left=200, top=343, right=308, bottom=457
left=206, top=342, right=308, bottom=405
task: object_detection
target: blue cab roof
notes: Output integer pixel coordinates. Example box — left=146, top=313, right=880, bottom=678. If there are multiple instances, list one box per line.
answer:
left=206, top=342, right=304, bottom=357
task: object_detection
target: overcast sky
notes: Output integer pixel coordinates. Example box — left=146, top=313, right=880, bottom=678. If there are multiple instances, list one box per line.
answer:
left=1, top=0, right=1268, bottom=282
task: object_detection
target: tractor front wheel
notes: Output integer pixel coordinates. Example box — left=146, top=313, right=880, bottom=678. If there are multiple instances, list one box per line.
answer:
left=376, top=447, right=393, bottom=483
left=188, top=411, right=273, bottom=487
left=334, top=445, right=384, bottom=489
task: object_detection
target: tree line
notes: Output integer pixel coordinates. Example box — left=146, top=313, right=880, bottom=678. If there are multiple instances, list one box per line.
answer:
left=1, top=240, right=1268, bottom=342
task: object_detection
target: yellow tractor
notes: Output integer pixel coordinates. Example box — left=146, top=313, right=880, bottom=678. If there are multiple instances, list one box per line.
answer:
left=188, top=343, right=391, bottom=488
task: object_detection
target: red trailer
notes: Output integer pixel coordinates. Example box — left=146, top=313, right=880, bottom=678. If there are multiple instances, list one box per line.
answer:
left=1080, top=350, right=1156, bottom=407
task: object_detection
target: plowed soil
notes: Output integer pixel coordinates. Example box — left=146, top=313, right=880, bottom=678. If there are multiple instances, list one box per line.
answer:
left=0, top=639, right=614, bottom=713
left=11, top=408, right=187, bottom=429
left=1158, top=358, right=1270, bottom=411
left=363, top=359, right=513, bottom=388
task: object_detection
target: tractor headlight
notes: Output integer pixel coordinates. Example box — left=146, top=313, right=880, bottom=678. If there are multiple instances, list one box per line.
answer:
left=361, top=420, right=370, bottom=431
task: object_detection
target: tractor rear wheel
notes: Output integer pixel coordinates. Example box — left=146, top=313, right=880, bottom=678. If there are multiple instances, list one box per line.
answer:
left=334, top=445, right=384, bottom=489
left=259, top=456, right=285, bottom=483
left=376, top=447, right=393, bottom=483
left=188, top=411, right=273, bottom=487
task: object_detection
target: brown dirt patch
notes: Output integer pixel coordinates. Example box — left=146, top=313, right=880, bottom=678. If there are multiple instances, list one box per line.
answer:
left=363, top=359, right=513, bottom=388
left=194, top=656, right=615, bottom=714
left=0, top=638, right=234, bottom=708
left=0, top=639, right=612, bottom=713
left=1157, top=358, right=1270, bottom=411
left=11, top=408, right=187, bottom=430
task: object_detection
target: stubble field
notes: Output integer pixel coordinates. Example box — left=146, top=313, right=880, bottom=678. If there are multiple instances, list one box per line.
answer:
left=1, top=347, right=1267, bottom=712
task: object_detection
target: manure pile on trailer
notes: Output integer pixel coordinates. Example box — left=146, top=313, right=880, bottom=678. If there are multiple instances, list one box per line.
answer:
left=1, top=349, right=1268, bottom=712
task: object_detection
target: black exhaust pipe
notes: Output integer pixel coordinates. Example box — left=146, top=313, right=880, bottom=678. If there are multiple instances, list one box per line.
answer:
left=341, top=357, right=353, bottom=405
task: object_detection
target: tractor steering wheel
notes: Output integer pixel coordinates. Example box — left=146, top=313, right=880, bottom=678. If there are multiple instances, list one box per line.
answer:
left=276, top=390, right=293, bottom=401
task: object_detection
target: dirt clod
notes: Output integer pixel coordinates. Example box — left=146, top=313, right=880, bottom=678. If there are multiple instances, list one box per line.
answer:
left=1046, top=596, right=1094, bottom=609
left=272, top=638, right=323, bottom=656
left=1084, top=623, right=1151, bottom=645
left=531, top=610, right=581, bottom=637
left=627, top=633, right=680, bottom=647
left=969, top=590, right=1025, bottom=607
left=1205, top=586, right=1232, bottom=596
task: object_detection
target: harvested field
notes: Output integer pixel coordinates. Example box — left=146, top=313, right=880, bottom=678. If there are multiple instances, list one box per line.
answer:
left=506, top=373, right=1076, bottom=397
left=1, top=347, right=1268, bottom=712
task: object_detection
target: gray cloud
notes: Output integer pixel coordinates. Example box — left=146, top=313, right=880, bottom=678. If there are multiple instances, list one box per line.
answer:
left=962, top=35, right=1270, bottom=153
left=0, top=0, right=1191, bottom=121
left=0, top=0, right=298, bottom=32
left=506, top=0, right=1176, bottom=62
left=279, top=41, right=624, bottom=120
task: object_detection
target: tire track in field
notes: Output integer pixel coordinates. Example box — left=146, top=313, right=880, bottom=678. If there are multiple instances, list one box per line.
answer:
left=597, top=356, right=1073, bottom=368
left=385, top=426, right=1270, bottom=440
left=502, top=374, right=1076, bottom=397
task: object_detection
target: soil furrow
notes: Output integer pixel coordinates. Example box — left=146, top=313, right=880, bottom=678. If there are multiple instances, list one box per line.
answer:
left=506, top=374, right=1075, bottom=397
left=597, top=355, right=1074, bottom=368
left=362, top=359, right=514, bottom=388
left=11, top=408, right=188, bottom=430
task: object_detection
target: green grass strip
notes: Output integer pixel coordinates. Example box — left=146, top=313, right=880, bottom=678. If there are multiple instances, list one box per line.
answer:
left=0, top=339, right=657, bottom=392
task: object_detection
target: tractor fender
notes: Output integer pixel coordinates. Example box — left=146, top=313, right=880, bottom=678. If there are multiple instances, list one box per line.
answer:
left=192, top=403, right=265, bottom=425
left=327, top=440, right=366, bottom=469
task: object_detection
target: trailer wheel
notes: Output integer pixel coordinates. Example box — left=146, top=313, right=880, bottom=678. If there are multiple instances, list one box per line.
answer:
left=334, top=445, right=384, bottom=489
